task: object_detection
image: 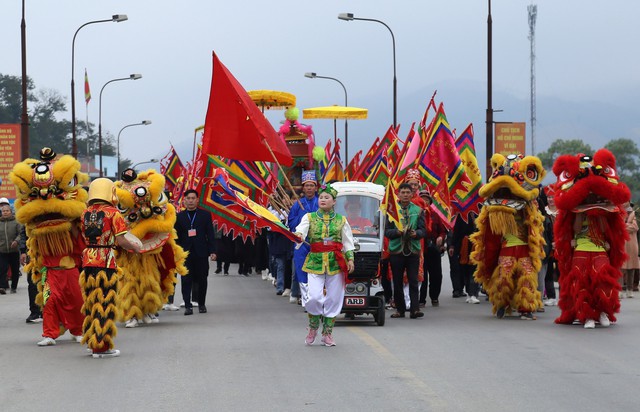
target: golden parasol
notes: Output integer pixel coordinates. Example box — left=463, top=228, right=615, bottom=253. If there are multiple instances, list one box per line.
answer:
left=303, top=105, right=368, bottom=163
left=247, top=90, right=296, bottom=113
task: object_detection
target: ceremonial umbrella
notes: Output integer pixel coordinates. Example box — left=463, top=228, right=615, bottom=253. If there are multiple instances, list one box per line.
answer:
left=247, top=90, right=296, bottom=113
left=302, top=105, right=368, bottom=163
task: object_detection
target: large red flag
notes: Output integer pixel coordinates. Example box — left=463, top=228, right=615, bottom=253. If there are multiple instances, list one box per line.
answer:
left=202, top=52, right=292, bottom=166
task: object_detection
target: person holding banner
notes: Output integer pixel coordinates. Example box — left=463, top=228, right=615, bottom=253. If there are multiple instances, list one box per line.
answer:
left=294, top=183, right=355, bottom=347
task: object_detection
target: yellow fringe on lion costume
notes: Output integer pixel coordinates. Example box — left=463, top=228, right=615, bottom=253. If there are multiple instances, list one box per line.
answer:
left=115, top=168, right=187, bottom=327
left=470, top=153, right=546, bottom=320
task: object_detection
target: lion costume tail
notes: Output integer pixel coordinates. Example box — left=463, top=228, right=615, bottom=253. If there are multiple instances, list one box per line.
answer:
left=80, top=268, right=119, bottom=352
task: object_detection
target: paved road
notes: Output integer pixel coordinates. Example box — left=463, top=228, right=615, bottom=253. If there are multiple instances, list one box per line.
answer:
left=1, top=260, right=639, bottom=412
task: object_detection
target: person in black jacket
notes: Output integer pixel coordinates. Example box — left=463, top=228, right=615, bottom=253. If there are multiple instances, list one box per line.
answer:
left=174, top=190, right=217, bottom=315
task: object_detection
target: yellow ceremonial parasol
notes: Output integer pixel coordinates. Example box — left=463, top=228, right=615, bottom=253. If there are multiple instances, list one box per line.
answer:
left=303, top=105, right=368, bottom=163
left=247, top=90, right=296, bottom=113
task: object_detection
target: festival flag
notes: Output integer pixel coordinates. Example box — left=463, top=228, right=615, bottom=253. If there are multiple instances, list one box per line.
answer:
left=84, top=69, right=91, bottom=104
left=322, top=139, right=345, bottom=183
left=391, top=124, right=421, bottom=187
left=365, top=155, right=390, bottom=187
left=234, top=192, right=299, bottom=243
left=345, top=150, right=362, bottom=180
left=417, top=102, right=470, bottom=196
left=350, top=136, right=379, bottom=181
left=201, top=52, right=292, bottom=166
left=430, top=172, right=454, bottom=229
left=380, top=181, right=403, bottom=231
left=316, top=139, right=332, bottom=178
left=453, top=123, right=483, bottom=222
left=199, top=159, right=253, bottom=240
left=159, top=146, right=184, bottom=192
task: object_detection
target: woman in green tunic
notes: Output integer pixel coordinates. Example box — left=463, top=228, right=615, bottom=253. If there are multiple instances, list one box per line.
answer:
left=294, top=183, right=355, bottom=346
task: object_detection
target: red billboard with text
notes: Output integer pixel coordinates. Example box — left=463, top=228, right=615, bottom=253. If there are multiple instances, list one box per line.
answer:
left=495, top=122, right=526, bottom=156
left=0, top=124, right=22, bottom=199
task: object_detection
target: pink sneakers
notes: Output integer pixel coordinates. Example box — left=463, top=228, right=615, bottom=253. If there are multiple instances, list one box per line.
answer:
left=305, top=328, right=318, bottom=345
left=321, top=334, right=336, bottom=347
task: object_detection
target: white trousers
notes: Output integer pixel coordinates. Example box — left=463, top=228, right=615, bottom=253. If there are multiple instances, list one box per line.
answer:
left=306, top=273, right=345, bottom=318
left=300, top=282, right=309, bottom=307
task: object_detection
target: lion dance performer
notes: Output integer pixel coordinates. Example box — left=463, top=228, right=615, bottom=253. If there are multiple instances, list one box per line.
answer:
left=80, top=178, right=142, bottom=358
left=115, top=168, right=187, bottom=328
left=9, top=148, right=87, bottom=346
left=470, top=153, right=546, bottom=320
left=552, top=149, right=630, bottom=329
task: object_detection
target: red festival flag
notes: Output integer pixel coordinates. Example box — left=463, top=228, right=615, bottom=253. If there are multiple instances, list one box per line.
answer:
left=201, top=52, right=292, bottom=166
left=84, top=69, right=91, bottom=104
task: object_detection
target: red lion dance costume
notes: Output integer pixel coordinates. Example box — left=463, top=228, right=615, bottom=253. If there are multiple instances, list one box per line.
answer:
left=552, top=149, right=630, bottom=329
left=470, top=153, right=546, bottom=320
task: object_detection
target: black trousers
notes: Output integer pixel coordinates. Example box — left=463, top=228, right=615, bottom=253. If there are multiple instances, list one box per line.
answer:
left=449, top=254, right=465, bottom=294
left=182, top=254, right=209, bottom=308
left=27, top=269, right=40, bottom=316
left=390, top=253, right=420, bottom=314
left=420, top=245, right=443, bottom=303
left=0, top=252, right=20, bottom=290
left=461, top=263, right=479, bottom=297
left=380, top=259, right=393, bottom=303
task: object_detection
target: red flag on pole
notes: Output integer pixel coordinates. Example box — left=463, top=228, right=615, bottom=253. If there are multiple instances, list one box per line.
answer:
left=84, top=69, right=91, bottom=104
left=201, top=52, right=292, bottom=166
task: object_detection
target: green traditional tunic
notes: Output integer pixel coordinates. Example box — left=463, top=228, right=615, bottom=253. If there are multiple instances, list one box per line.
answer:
left=296, top=211, right=355, bottom=275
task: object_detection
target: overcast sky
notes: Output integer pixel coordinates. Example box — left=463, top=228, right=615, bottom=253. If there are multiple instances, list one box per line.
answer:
left=2, top=0, right=639, bottom=175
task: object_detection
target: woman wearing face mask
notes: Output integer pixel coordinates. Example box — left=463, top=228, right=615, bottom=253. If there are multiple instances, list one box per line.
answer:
left=294, top=183, right=355, bottom=347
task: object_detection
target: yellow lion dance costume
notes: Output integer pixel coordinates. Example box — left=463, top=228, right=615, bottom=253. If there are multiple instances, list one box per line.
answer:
left=470, top=153, right=546, bottom=320
left=9, top=148, right=88, bottom=345
left=115, top=168, right=187, bottom=327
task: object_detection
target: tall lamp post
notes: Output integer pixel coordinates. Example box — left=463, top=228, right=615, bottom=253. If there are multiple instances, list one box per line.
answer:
left=20, top=0, right=29, bottom=159
left=486, top=0, right=494, bottom=181
left=132, top=159, right=159, bottom=171
left=71, top=14, right=128, bottom=159
left=117, top=120, right=151, bottom=176
left=339, top=12, right=397, bottom=128
left=304, top=72, right=350, bottom=163
left=98, top=73, right=142, bottom=177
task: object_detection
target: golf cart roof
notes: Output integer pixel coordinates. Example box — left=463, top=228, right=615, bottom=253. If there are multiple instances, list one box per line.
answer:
left=332, top=181, right=385, bottom=201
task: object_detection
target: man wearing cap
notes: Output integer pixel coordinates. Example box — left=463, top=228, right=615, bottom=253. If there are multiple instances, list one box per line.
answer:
left=287, top=170, right=319, bottom=305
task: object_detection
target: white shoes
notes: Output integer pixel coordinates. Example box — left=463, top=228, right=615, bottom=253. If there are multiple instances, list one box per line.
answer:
left=466, top=296, right=480, bottom=304
left=599, top=313, right=611, bottom=327
left=163, top=303, right=180, bottom=311
left=262, top=272, right=268, bottom=281
left=92, top=349, right=120, bottom=359
left=626, top=290, right=634, bottom=298
left=125, top=318, right=139, bottom=328
left=37, top=337, right=56, bottom=346
left=289, top=296, right=297, bottom=304
left=71, top=334, right=83, bottom=343
left=544, top=298, right=557, bottom=306
left=142, top=314, right=160, bottom=324
left=584, top=319, right=596, bottom=329
left=179, top=301, right=199, bottom=307
left=282, top=289, right=291, bottom=297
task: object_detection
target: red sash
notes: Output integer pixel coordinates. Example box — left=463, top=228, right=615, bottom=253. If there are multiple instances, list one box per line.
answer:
left=310, top=241, right=348, bottom=276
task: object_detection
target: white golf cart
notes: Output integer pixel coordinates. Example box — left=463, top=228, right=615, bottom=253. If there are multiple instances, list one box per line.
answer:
left=332, top=181, right=385, bottom=326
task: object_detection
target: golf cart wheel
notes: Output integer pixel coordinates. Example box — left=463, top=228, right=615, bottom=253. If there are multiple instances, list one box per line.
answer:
left=375, top=297, right=385, bottom=326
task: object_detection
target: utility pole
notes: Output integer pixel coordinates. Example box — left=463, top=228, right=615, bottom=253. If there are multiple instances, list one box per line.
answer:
left=528, top=4, right=537, bottom=156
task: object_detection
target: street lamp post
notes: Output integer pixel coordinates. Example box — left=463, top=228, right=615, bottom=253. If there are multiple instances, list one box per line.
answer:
left=20, top=0, right=29, bottom=159
left=339, top=12, right=396, bottom=128
left=131, top=159, right=159, bottom=171
left=486, top=0, right=494, bottom=181
left=70, top=14, right=128, bottom=159
left=304, top=72, right=350, bottom=163
left=117, top=120, right=151, bottom=176
left=98, top=73, right=142, bottom=177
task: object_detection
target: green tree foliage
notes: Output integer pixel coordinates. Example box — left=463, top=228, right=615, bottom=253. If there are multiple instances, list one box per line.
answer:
left=0, top=72, right=126, bottom=165
left=538, top=139, right=593, bottom=171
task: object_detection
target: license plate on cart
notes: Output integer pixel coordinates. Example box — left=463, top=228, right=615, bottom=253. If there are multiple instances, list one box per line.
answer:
left=345, top=297, right=366, bottom=306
